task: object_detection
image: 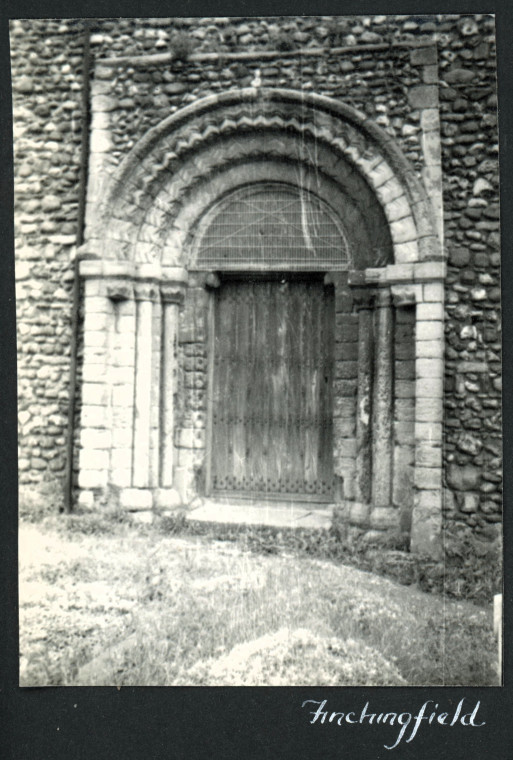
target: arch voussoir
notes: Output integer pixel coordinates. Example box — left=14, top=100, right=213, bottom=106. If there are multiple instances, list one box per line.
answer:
left=78, top=87, right=445, bottom=559
left=91, top=89, right=440, bottom=268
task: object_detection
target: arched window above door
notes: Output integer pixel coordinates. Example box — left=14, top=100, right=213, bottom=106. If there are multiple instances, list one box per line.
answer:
left=193, top=182, right=350, bottom=271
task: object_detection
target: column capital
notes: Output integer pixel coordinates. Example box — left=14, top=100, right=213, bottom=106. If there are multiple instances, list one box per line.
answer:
left=160, top=283, right=185, bottom=305
left=205, top=272, right=221, bottom=289
left=195, top=272, right=220, bottom=289
left=375, top=287, right=392, bottom=309
left=391, top=283, right=422, bottom=306
left=352, top=287, right=376, bottom=310
left=134, top=282, right=159, bottom=302
left=105, top=278, right=134, bottom=302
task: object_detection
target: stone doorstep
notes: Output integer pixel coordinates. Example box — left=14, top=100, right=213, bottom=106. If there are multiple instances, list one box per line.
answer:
left=185, top=500, right=333, bottom=530
left=90, top=495, right=403, bottom=532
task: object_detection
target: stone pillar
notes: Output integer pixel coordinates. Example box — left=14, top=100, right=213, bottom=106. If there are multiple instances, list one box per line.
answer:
left=132, top=282, right=158, bottom=488
left=371, top=287, right=394, bottom=507
left=410, top=282, right=445, bottom=558
left=84, top=76, right=119, bottom=256
left=391, top=289, right=416, bottom=533
left=159, top=284, right=183, bottom=488
left=353, top=288, right=375, bottom=504
left=106, top=279, right=136, bottom=489
left=78, top=276, right=113, bottom=496
left=149, top=297, right=162, bottom=488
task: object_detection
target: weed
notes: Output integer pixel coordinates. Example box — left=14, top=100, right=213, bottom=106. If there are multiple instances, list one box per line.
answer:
left=324, top=17, right=351, bottom=47
left=170, top=31, right=194, bottom=61
left=162, top=519, right=501, bottom=606
left=19, top=480, right=64, bottom=521
left=269, top=29, right=296, bottom=52
left=19, top=520, right=499, bottom=687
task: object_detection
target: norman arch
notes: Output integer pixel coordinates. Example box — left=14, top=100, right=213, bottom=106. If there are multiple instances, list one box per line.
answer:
left=78, top=88, right=445, bottom=556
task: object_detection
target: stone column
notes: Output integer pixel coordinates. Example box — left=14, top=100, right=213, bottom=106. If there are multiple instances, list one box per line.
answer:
left=159, top=284, right=184, bottom=488
left=149, top=297, right=162, bottom=489
left=77, top=275, right=113, bottom=499
left=132, top=282, right=158, bottom=488
left=371, top=287, right=394, bottom=507
left=410, top=281, right=445, bottom=558
left=84, top=76, right=118, bottom=255
left=106, top=279, right=136, bottom=489
left=353, top=288, right=375, bottom=504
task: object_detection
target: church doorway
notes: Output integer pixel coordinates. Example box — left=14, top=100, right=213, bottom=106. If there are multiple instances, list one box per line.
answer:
left=207, top=274, right=335, bottom=502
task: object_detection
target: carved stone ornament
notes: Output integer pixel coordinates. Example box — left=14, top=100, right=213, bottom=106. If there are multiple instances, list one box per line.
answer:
left=160, top=283, right=185, bottom=304
left=134, top=282, right=160, bottom=302
left=352, top=287, right=376, bottom=310
left=105, top=278, right=134, bottom=302
left=204, top=272, right=221, bottom=289
left=375, top=287, right=392, bottom=309
left=391, top=283, right=421, bottom=306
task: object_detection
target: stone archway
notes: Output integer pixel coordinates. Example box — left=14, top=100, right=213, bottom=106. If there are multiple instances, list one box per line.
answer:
left=78, top=88, right=445, bottom=556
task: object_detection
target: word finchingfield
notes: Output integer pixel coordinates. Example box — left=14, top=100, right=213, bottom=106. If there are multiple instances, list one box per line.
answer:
left=301, top=698, right=485, bottom=749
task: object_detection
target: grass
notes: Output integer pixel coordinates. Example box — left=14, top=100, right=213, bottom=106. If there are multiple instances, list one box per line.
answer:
left=19, top=514, right=499, bottom=687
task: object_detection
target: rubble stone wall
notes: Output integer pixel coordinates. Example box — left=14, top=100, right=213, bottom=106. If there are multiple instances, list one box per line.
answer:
left=12, top=19, right=87, bottom=511
left=12, top=15, right=500, bottom=542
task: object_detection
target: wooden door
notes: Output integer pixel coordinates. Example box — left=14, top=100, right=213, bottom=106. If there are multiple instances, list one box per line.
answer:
left=208, top=276, right=334, bottom=501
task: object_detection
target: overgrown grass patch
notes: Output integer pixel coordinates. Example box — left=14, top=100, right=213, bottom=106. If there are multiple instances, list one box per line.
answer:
left=19, top=517, right=498, bottom=687
left=157, top=515, right=502, bottom=606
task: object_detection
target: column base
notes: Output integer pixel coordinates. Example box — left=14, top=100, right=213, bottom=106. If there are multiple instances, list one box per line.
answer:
left=335, top=500, right=402, bottom=531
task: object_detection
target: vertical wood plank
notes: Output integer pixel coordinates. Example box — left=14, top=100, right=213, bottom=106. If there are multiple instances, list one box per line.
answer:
left=321, top=283, right=335, bottom=496
left=232, top=284, right=245, bottom=486
left=210, top=276, right=334, bottom=500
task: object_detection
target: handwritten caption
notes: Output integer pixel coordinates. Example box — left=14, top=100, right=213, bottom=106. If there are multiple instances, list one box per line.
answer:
left=301, top=698, right=485, bottom=750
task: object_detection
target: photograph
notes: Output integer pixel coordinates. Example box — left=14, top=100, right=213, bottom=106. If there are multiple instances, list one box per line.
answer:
left=14, top=13, right=503, bottom=687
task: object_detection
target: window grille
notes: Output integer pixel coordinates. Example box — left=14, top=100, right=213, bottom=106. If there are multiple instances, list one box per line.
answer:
left=193, top=183, right=350, bottom=271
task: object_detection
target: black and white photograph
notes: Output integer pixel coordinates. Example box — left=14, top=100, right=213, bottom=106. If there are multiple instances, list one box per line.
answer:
left=13, top=14, right=503, bottom=688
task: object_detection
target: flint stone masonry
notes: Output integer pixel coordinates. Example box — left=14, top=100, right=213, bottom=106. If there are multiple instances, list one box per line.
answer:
left=13, top=14, right=501, bottom=555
